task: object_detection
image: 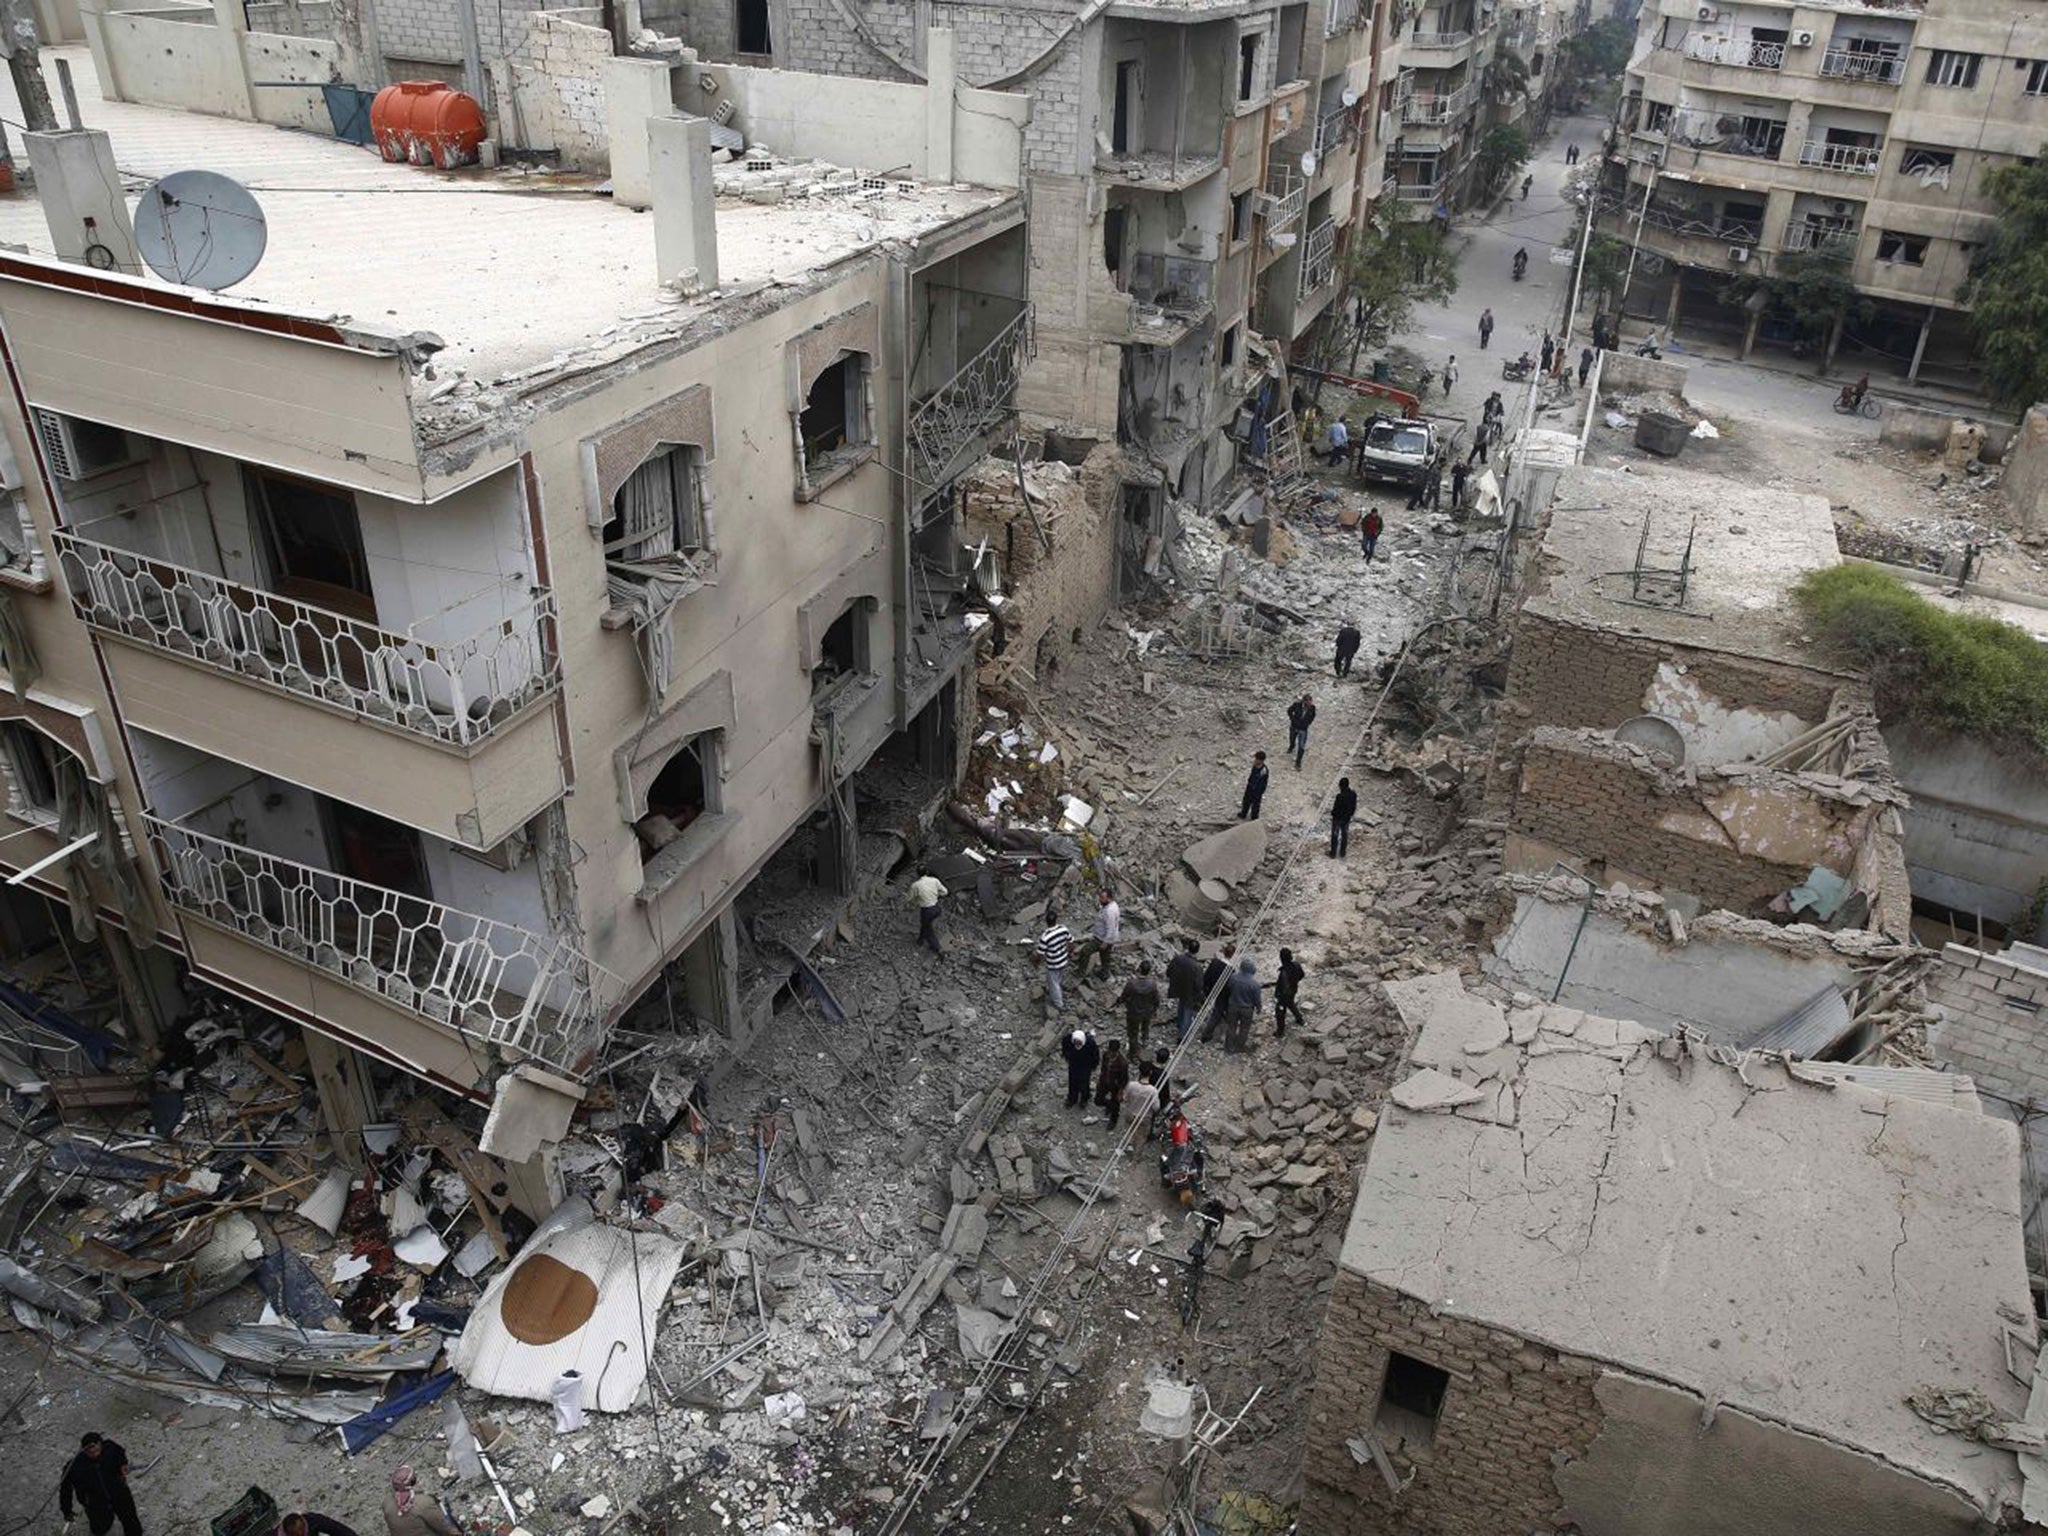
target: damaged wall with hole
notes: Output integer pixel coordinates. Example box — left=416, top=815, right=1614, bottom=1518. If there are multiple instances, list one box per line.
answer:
left=1885, top=720, right=2048, bottom=934
left=1507, top=727, right=1913, bottom=937
left=959, top=440, right=1127, bottom=686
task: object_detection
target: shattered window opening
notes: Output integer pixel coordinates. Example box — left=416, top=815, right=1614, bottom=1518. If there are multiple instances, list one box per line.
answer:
left=606, top=446, right=708, bottom=579
left=0, top=721, right=57, bottom=821
left=801, top=354, right=873, bottom=476
left=1375, top=1351, right=1450, bottom=1447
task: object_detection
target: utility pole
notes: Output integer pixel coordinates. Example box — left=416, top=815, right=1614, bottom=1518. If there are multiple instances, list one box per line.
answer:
left=0, top=0, right=56, bottom=134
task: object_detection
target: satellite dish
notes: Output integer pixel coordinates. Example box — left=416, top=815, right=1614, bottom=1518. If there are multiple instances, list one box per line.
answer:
left=1341, top=87, right=1360, bottom=107
left=134, top=171, right=267, bottom=291
left=1300, top=150, right=1318, bottom=177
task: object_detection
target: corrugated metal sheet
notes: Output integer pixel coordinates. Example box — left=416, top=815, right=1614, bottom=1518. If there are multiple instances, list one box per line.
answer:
left=1746, top=987, right=1855, bottom=1059
left=1788, top=1061, right=1982, bottom=1114
left=451, top=1198, right=684, bottom=1413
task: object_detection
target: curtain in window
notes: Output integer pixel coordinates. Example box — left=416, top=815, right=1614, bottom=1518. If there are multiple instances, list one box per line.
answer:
left=614, top=455, right=680, bottom=562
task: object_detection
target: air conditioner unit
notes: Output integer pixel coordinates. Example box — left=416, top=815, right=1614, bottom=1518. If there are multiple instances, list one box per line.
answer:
left=1790, top=29, right=1814, bottom=46
left=1728, top=244, right=1750, bottom=262
left=31, top=409, right=138, bottom=482
left=1695, top=4, right=1716, bottom=19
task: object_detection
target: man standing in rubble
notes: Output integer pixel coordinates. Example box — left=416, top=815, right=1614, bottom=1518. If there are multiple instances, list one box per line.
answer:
left=1116, top=959, right=1162, bottom=1055
left=909, top=867, right=948, bottom=956
left=1286, top=694, right=1317, bottom=770
left=60, top=1433, right=141, bottom=1536
left=1199, top=944, right=1236, bottom=1043
left=1330, top=776, right=1359, bottom=858
left=1038, top=906, right=1074, bottom=1011
left=1274, top=948, right=1307, bottom=1038
left=1075, top=889, right=1121, bottom=978
left=1360, top=508, right=1383, bottom=564
left=1061, top=1027, right=1101, bottom=1110
left=1333, top=618, right=1361, bottom=678
left=1166, top=938, right=1203, bottom=1043
left=1224, top=957, right=1262, bottom=1053
left=1237, top=752, right=1270, bottom=819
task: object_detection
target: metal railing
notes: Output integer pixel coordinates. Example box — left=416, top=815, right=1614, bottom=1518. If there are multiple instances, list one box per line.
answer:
left=1820, top=48, right=1906, bottom=84
left=1263, top=162, right=1307, bottom=225
left=906, top=302, right=1032, bottom=494
left=1683, top=36, right=1785, bottom=70
left=1404, top=85, right=1476, bottom=124
left=1799, top=137, right=1883, bottom=175
left=1783, top=223, right=1858, bottom=253
left=1409, top=28, right=1473, bottom=47
left=1326, top=0, right=1361, bottom=34
left=1299, top=218, right=1338, bottom=297
left=1395, top=179, right=1446, bottom=202
left=146, top=815, right=617, bottom=1075
left=1314, top=108, right=1356, bottom=157
left=53, top=531, right=558, bottom=748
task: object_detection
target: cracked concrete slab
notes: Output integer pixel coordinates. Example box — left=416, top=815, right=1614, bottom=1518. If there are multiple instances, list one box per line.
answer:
left=1389, top=1068, right=1489, bottom=1112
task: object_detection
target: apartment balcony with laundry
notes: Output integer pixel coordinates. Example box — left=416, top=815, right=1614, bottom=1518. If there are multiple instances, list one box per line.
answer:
left=135, top=733, right=619, bottom=1093
left=40, top=413, right=565, bottom=850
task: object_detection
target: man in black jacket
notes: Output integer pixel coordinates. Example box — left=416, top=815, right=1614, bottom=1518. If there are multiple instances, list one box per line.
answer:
left=1060, top=1029, right=1100, bottom=1110
left=1165, top=938, right=1203, bottom=1044
left=1286, top=695, right=1317, bottom=770
left=1333, top=620, right=1361, bottom=678
left=1330, top=777, right=1359, bottom=858
left=1274, top=948, right=1306, bottom=1038
left=1197, top=945, right=1234, bottom=1043
left=1238, top=752, right=1270, bottom=819
left=60, top=1433, right=141, bottom=1536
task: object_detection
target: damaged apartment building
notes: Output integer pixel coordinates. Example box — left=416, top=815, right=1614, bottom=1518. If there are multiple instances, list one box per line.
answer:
left=0, top=45, right=1030, bottom=1196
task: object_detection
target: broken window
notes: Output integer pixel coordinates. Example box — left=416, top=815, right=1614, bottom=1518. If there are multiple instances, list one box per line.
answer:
left=1231, top=190, right=1254, bottom=243
left=1113, top=61, right=1140, bottom=154
left=1221, top=324, right=1240, bottom=367
left=637, top=735, right=714, bottom=862
left=1736, top=114, right=1785, bottom=157
left=1239, top=33, right=1262, bottom=101
left=1374, top=1352, right=1450, bottom=1447
left=0, top=723, right=58, bottom=822
left=1877, top=229, right=1929, bottom=265
left=1899, top=145, right=1955, bottom=189
left=2029, top=60, right=2048, bottom=97
left=1644, top=100, right=1671, bottom=133
left=800, top=353, right=873, bottom=475
left=812, top=602, right=869, bottom=696
left=1926, top=49, right=1980, bottom=88
left=605, top=446, right=707, bottom=575
left=735, top=0, right=771, bottom=55
left=248, top=469, right=374, bottom=622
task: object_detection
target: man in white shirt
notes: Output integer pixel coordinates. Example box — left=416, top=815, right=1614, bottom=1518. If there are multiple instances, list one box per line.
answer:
left=1324, top=417, right=1349, bottom=467
left=910, top=869, right=947, bottom=955
left=1075, top=889, right=1121, bottom=978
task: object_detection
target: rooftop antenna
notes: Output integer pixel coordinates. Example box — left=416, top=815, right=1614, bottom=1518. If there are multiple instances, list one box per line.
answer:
left=133, top=170, right=268, bottom=291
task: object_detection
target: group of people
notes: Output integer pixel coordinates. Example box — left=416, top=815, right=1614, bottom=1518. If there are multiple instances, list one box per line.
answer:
left=54, top=1434, right=458, bottom=1536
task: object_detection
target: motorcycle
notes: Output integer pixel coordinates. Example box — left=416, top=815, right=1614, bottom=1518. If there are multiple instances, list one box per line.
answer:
left=1834, top=390, right=1881, bottom=419
left=1159, top=1106, right=1208, bottom=1204
left=1501, top=355, right=1535, bottom=382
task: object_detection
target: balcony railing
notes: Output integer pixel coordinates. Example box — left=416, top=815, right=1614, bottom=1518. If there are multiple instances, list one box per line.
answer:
left=53, top=532, right=558, bottom=749
left=1683, top=37, right=1785, bottom=70
left=146, top=816, right=617, bottom=1076
left=1299, top=219, right=1338, bottom=298
left=1264, top=163, right=1308, bottom=225
left=1314, top=108, right=1357, bottom=157
left=907, top=301, right=1032, bottom=493
left=1326, top=0, right=1362, bottom=34
left=1396, top=179, right=1445, bottom=202
left=1820, top=48, right=1906, bottom=85
left=1404, top=85, right=1476, bottom=124
left=1410, top=29, right=1473, bottom=47
left=1799, top=138, right=1883, bottom=175
left=1784, top=223, right=1858, bottom=254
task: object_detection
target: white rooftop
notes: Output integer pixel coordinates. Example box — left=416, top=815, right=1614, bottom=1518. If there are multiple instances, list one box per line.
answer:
left=1348, top=971, right=2036, bottom=1519
left=0, top=50, right=1008, bottom=437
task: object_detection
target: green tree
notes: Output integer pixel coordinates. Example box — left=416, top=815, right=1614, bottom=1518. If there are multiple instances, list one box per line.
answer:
left=1474, top=125, right=1532, bottom=198
left=1482, top=50, right=1530, bottom=104
left=1577, top=229, right=1627, bottom=315
left=1560, top=18, right=1634, bottom=83
left=1968, top=154, right=2048, bottom=410
left=1329, top=204, right=1460, bottom=374
left=1723, top=246, right=1870, bottom=368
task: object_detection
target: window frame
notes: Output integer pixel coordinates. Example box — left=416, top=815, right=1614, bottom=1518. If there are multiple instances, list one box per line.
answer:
left=2026, top=59, right=2048, bottom=97
left=0, top=722, right=60, bottom=825
left=1925, top=49, right=1981, bottom=89
left=604, top=445, right=709, bottom=573
left=1876, top=228, right=1929, bottom=265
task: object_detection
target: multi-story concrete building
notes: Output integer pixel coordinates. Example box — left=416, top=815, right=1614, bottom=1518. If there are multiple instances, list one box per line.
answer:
left=1601, top=0, right=2048, bottom=383
left=0, top=50, right=1026, bottom=1183
left=655, top=0, right=1398, bottom=519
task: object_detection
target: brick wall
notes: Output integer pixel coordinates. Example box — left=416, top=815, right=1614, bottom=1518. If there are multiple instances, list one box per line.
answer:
left=1303, top=1269, right=1604, bottom=1535
left=1928, top=943, right=2048, bottom=1104
left=1509, top=731, right=1859, bottom=916
left=781, top=0, right=917, bottom=79
left=1507, top=611, right=1842, bottom=741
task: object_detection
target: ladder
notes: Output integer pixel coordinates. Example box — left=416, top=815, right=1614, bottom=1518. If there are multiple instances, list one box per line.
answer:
left=1259, top=368, right=1308, bottom=504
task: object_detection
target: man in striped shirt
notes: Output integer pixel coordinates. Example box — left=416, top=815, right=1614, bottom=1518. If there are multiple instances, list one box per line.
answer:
left=1038, top=907, right=1073, bottom=1011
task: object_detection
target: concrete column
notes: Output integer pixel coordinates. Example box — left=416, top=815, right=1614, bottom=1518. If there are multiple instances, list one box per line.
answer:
left=606, top=56, right=674, bottom=210
left=206, top=0, right=258, bottom=119
left=679, top=906, right=741, bottom=1035
left=1908, top=304, right=1934, bottom=383
left=23, top=129, right=141, bottom=274
left=1741, top=305, right=1761, bottom=360
left=925, top=25, right=956, bottom=182
left=649, top=114, right=719, bottom=291
left=817, top=785, right=858, bottom=896
left=454, top=0, right=485, bottom=109
left=1664, top=267, right=1682, bottom=335
left=303, top=1028, right=373, bottom=1170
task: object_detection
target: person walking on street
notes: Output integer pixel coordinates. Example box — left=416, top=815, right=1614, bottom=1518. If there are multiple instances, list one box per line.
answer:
left=1442, top=356, right=1458, bottom=394
left=1095, top=1041, right=1131, bottom=1128
left=1468, top=429, right=1488, bottom=467
left=909, top=868, right=947, bottom=955
left=1116, top=960, right=1161, bottom=1054
left=1287, top=694, right=1317, bottom=770
left=1038, top=907, right=1073, bottom=1011
left=1521, top=172, right=1533, bottom=200
left=1061, top=1028, right=1101, bottom=1109
left=1334, top=618, right=1361, bottom=677
left=1199, top=945, right=1235, bottom=1043
left=1075, top=889, right=1120, bottom=978
left=1360, top=508, right=1383, bottom=563
left=1166, top=938, right=1202, bottom=1043
left=1224, top=958, right=1261, bottom=1053
left=383, top=1467, right=459, bottom=1536
left=1274, top=948, right=1307, bottom=1037
left=1323, top=416, right=1349, bottom=467
left=1330, top=777, right=1359, bottom=858
left=1578, top=346, right=1595, bottom=388
left=1450, top=460, right=1469, bottom=512
left=60, top=1433, right=142, bottom=1536
left=1478, top=307, right=1494, bottom=349
left=1540, top=334, right=1554, bottom=375
left=1238, top=752, right=1270, bottom=819
left=1566, top=142, right=1579, bottom=166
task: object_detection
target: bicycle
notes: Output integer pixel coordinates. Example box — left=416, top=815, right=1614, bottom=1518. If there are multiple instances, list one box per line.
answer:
left=1177, top=1199, right=1226, bottom=1329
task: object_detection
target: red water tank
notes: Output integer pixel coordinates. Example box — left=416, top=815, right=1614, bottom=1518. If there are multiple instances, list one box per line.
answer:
left=371, top=81, right=487, bottom=170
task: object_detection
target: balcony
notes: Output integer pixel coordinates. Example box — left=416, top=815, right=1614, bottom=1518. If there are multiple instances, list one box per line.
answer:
left=907, top=303, right=1033, bottom=494
left=1682, top=37, right=1784, bottom=70
left=147, top=815, right=619, bottom=1080
left=1409, top=28, right=1474, bottom=49
left=1314, top=108, right=1358, bottom=158
left=1799, top=138, right=1883, bottom=176
left=1123, top=253, right=1217, bottom=346
left=1263, top=163, right=1308, bottom=227
left=1396, top=179, right=1446, bottom=202
left=1820, top=48, right=1906, bottom=85
left=1299, top=219, right=1338, bottom=299
left=1784, top=223, right=1858, bottom=254
left=1404, top=85, right=1477, bottom=125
